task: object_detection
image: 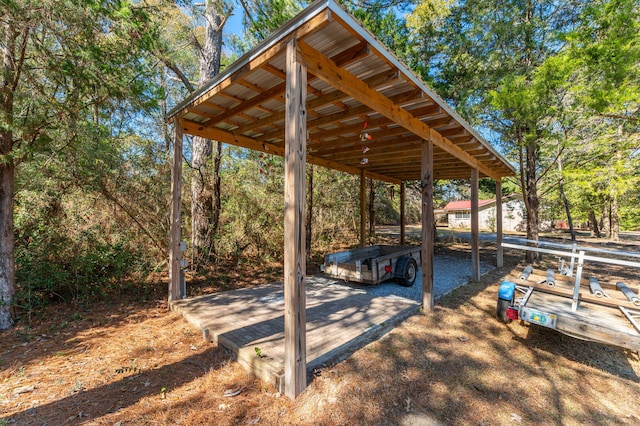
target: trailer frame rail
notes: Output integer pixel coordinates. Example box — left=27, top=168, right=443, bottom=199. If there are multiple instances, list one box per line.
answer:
left=502, top=239, right=640, bottom=312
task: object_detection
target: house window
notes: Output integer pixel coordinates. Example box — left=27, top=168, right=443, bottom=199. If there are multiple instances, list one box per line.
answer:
left=455, top=211, right=470, bottom=219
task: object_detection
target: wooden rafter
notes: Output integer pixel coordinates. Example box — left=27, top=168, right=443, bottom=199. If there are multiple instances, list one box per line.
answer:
left=310, top=133, right=421, bottom=157
left=295, top=40, right=501, bottom=180
left=182, top=119, right=400, bottom=184
left=168, top=1, right=515, bottom=183
left=202, top=41, right=372, bottom=130
left=171, top=9, right=333, bottom=119
left=234, top=69, right=401, bottom=136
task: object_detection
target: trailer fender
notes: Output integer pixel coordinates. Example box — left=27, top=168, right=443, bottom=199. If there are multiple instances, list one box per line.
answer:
left=497, top=281, right=517, bottom=324
left=498, top=281, right=516, bottom=301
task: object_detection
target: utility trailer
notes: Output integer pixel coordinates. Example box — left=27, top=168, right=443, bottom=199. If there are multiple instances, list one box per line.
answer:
left=323, top=245, right=421, bottom=286
left=497, top=239, right=640, bottom=352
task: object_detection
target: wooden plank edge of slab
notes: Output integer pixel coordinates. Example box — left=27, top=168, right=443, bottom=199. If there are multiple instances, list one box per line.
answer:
left=225, top=338, right=284, bottom=391
left=304, top=302, right=420, bottom=372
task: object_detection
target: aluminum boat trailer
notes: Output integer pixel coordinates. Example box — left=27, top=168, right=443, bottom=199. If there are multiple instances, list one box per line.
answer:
left=497, top=239, right=640, bottom=352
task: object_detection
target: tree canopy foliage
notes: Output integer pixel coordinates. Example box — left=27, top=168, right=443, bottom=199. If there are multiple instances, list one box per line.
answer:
left=404, top=0, right=638, bottom=242
left=1, top=0, right=164, bottom=327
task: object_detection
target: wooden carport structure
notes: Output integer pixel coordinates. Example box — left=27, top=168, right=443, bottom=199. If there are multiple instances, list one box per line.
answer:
left=166, top=0, right=515, bottom=399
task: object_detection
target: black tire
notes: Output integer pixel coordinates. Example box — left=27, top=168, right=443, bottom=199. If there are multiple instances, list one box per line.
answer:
left=496, top=298, right=512, bottom=324
left=395, top=256, right=418, bottom=287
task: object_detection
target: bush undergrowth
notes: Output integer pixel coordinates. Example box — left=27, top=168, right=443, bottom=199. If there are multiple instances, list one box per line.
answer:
left=16, top=230, right=149, bottom=311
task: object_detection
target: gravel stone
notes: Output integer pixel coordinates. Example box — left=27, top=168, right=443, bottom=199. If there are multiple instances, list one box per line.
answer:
left=315, top=255, right=494, bottom=302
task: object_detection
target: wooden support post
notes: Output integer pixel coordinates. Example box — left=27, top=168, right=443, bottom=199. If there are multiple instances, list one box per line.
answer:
left=495, top=179, right=503, bottom=268
left=169, top=118, right=183, bottom=302
left=360, top=168, right=366, bottom=248
left=284, top=38, right=307, bottom=399
left=421, top=138, right=434, bottom=312
left=306, top=164, right=314, bottom=257
left=471, top=168, right=480, bottom=281
left=368, top=178, right=375, bottom=237
left=400, top=181, right=406, bottom=245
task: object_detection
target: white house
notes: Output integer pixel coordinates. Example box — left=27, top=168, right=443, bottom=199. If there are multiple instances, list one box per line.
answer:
left=443, top=194, right=526, bottom=232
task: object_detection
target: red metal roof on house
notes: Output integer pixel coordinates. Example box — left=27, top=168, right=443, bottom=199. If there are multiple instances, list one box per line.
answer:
left=444, top=199, right=494, bottom=210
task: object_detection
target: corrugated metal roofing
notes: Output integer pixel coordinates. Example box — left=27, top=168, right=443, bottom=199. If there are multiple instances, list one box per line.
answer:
left=167, top=0, right=516, bottom=184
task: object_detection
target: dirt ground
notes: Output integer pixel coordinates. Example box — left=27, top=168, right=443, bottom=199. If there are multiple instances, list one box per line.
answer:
left=1, top=238, right=640, bottom=425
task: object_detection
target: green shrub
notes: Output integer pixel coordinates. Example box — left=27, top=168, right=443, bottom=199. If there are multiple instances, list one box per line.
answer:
left=15, top=226, right=149, bottom=311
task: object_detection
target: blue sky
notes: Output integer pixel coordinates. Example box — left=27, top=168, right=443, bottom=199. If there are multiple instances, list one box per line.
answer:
left=226, top=6, right=244, bottom=36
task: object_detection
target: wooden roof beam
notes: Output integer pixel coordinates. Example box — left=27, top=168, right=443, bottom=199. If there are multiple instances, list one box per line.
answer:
left=202, top=41, right=371, bottom=129
left=306, top=114, right=409, bottom=144
left=203, top=101, right=226, bottom=112
left=447, top=134, right=475, bottom=143
left=187, top=102, right=228, bottom=121
left=311, top=132, right=421, bottom=156
left=203, top=82, right=285, bottom=127
left=454, top=139, right=482, bottom=148
left=236, top=78, right=267, bottom=93
left=310, top=129, right=463, bottom=160
left=262, top=63, right=287, bottom=79
left=334, top=151, right=423, bottom=165
left=187, top=108, right=220, bottom=121
left=310, top=89, right=424, bottom=132
left=320, top=138, right=419, bottom=161
left=260, top=99, right=400, bottom=143
left=362, top=161, right=496, bottom=180
left=312, top=125, right=408, bottom=147
left=181, top=119, right=400, bottom=184
left=349, top=159, right=422, bottom=169
left=435, top=159, right=490, bottom=169
left=169, top=10, right=334, bottom=119
left=296, top=40, right=500, bottom=180
left=371, top=166, right=488, bottom=180
left=328, top=142, right=479, bottom=162
left=234, top=69, right=401, bottom=135
left=438, top=127, right=468, bottom=138
left=308, top=69, right=399, bottom=111
left=425, top=118, right=455, bottom=130
left=301, top=102, right=439, bottom=145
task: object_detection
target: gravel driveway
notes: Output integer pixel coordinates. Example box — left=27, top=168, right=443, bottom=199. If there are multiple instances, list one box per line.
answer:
left=326, top=254, right=495, bottom=302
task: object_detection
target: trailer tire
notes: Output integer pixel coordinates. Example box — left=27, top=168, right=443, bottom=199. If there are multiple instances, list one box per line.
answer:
left=496, top=298, right=512, bottom=324
left=395, top=256, right=417, bottom=287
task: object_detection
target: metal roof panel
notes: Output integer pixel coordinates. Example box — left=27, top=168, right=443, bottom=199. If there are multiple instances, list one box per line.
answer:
left=167, top=0, right=516, bottom=182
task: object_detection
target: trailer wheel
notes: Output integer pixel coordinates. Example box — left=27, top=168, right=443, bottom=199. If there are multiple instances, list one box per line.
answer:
left=496, top=298, right=512, bottom=324
left=395, top=256, right=417, bottom=287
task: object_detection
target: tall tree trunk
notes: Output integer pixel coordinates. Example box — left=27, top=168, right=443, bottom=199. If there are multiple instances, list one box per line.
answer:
left=557, top=156, right=575, bottom=240
left=517, top=1, right=541, bottom=264
left=160, top=67, right=171, bottom=152
left=608, top=147, right=621, bottom=241
left=0, top=22, right=19, bottom=329
left=520, top=138, right=539, bottom=263
left=609, top=193, right=620, bottom=241
left=0, top=143, right=15, bottom=330
left=191, top=136, right=213, bottom=261
left=191, top=1, right=225, bottom=263
left=600, top=204, right=610, bottom=238
left=588, top=209, right=601, bottom=237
